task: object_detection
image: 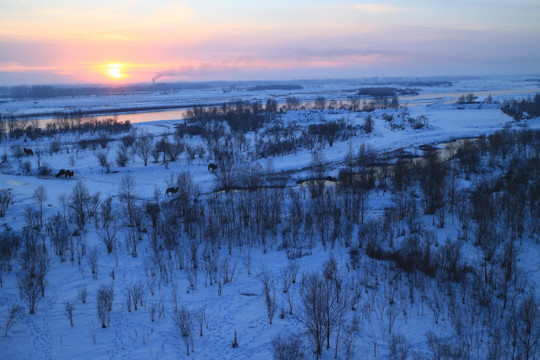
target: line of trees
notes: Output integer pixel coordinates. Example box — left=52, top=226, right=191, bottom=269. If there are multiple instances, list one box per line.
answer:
left=501, top=93, right=540, bottom=120
left=0, top=111, right=131, bottom=141
left=185, top=100, right=279, bottom=134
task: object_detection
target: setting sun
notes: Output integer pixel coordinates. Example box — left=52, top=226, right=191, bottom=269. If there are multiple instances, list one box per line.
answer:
left=106, top=63, right=127, bottom=79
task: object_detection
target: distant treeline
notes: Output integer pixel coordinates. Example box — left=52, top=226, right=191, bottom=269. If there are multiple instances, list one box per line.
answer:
left=0, top=82, right=220, bottom=99
left=184, top=100, right=279, bottom=133
left=401, top=80, right=452, bottom=87
left=501, top=94, right=540, bottom=120
left=0, top=80, right=453, bottom=100
left=0, top=110, right=131, bottom=140
left=352, top=79, right=453, bottom=87
left=0, top=82, right=305, bottom=100
left=247, top=84, right=303, bottom=91
left=356, top=87, right=419, bottom=97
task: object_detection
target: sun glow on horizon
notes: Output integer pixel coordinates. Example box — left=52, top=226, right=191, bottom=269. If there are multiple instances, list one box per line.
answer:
left=105, top=63, right=128, bottom=80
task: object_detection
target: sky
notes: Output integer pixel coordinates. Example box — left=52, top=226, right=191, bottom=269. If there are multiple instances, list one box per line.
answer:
left=0, top=0, right=539, bottom=85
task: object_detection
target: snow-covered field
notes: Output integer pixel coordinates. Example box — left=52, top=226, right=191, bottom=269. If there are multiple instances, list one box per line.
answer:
left=0, top=76, right=539, bottom=359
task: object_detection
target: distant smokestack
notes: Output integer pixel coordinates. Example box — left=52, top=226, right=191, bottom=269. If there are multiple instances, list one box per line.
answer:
left=152, top=68, right=192, bottom=83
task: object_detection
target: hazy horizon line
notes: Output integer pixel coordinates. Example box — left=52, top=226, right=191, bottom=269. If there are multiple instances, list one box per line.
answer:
left=2, top=73, right=539, bottom=89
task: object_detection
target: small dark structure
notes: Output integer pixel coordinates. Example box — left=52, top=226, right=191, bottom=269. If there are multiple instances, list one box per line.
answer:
left=208, top=163, right=218, bottom=171
left=24, top=148, right=34, bottom=156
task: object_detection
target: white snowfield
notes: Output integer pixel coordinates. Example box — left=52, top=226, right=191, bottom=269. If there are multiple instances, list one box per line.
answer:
left=0, top=75, right=539, bottom=360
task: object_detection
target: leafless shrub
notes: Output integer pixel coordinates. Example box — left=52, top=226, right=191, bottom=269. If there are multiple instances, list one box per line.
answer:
left=37, top=161, right=52, bottom=176
left=389, top=333, right=411, bottom=360
left=426, top=331, right=464, bottom=360
left=286, top=260, right=299, bottom=284
left=271, top=333, right=305, bottom=360
left=128, top=282, right=144, bottom=311
left=135, top=132, right=152, bottom=166
left=78, top=287, right=88, bottom=304
left=98, top=221, right=119, bottom=254
left=96, top=284, right=114, bottom=328
left=10, top=144, right=24, bottom=158
left=296, top=273, right=325, bottom=358
left=220, top=257, right=237, bottom=285
left=0, top=189, right=14, bottom=217
left=64, top=300, right=75, bottom=326
left=90, top=323, right=97, bottom=344
left=96, top=151, right=111, bottom=172
left=427, top=288, right=443, bottom=324
left=143, top=257, right=157, bottom=295
left=17, top=270, right=41, bottom=314
left=195, top=307, right=206, bottom=337
left=69, top=181, right=91, bottom=230
left=49, top=141, right=61, bottom=155
left=20, top=160, right=31, bottom=174
left=260, top=268, right=277, bottom=324
left=4, top=303, right=24, bottom=336
left=241, top=249, right=252, bottom=276
left=116, top=143, right=130, bottom=167
left=341, top=314, right=361, bottom=359
left=173, top=306, right=194, bottom=356
left=87, top=246, right=99, bottom=279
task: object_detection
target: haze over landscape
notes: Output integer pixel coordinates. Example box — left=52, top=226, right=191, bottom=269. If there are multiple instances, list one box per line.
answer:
left=1, top=0, right=540, bottom=85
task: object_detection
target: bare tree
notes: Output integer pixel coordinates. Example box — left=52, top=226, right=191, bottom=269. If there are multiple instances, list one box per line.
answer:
left=98, top=221, right=119, bottom=254
left=64, top=300, right=75, bottom=327
left=17, top=270, right=41, bottom=314
left=195, top=307, right=206, bottom=337
left=210, top=137, right=240, bottom=192
left=517, top=293, right=540, bottom=360
left=427, top=288, right=443, bottom=324
left=341, top=314, right=361, bottom=359
left=364, top=115, right=373, bottom=133
left=96, top=284, right=114, bottom=328
left=418, top=152, right=447, bottom=216
left=307, top=151, right=327, bottom=198
left=87, top=246, right=99, bottom=279
left=97, top=195, right=119, bottom=254
left=69, top=181, right=91, bottom=230
left=321, top=255, right=345, bottom=350
left=172, top=171, right=200, bottom=219
left=33, top=186, right=47, bottom=228
left=47, top=212, right=71, bottom=262
left=4, top=303, right=24, bottom=336
left=0, top=188, right=14, bottom=217
left=173, top=306, right=194, bottom=356
left=118, top=174, right=137, bottom=227
left=426, top=331, right=464, bottom=359
left=127, top=282, right=144, bottom=311
left=389, top=333, right=411, bottom=360
left=260, top=269, right=277, bottom=324
left=297, top=272, right=326, bottom=359
left=35, top=250, right=50, bottom=297
left=78, top=287, right=88, bottom=304
left=134, top=132, right=152, bottom=166
left=96, top=151, right=111, bottom=173
left=116, top=143, right=130, bottom=167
